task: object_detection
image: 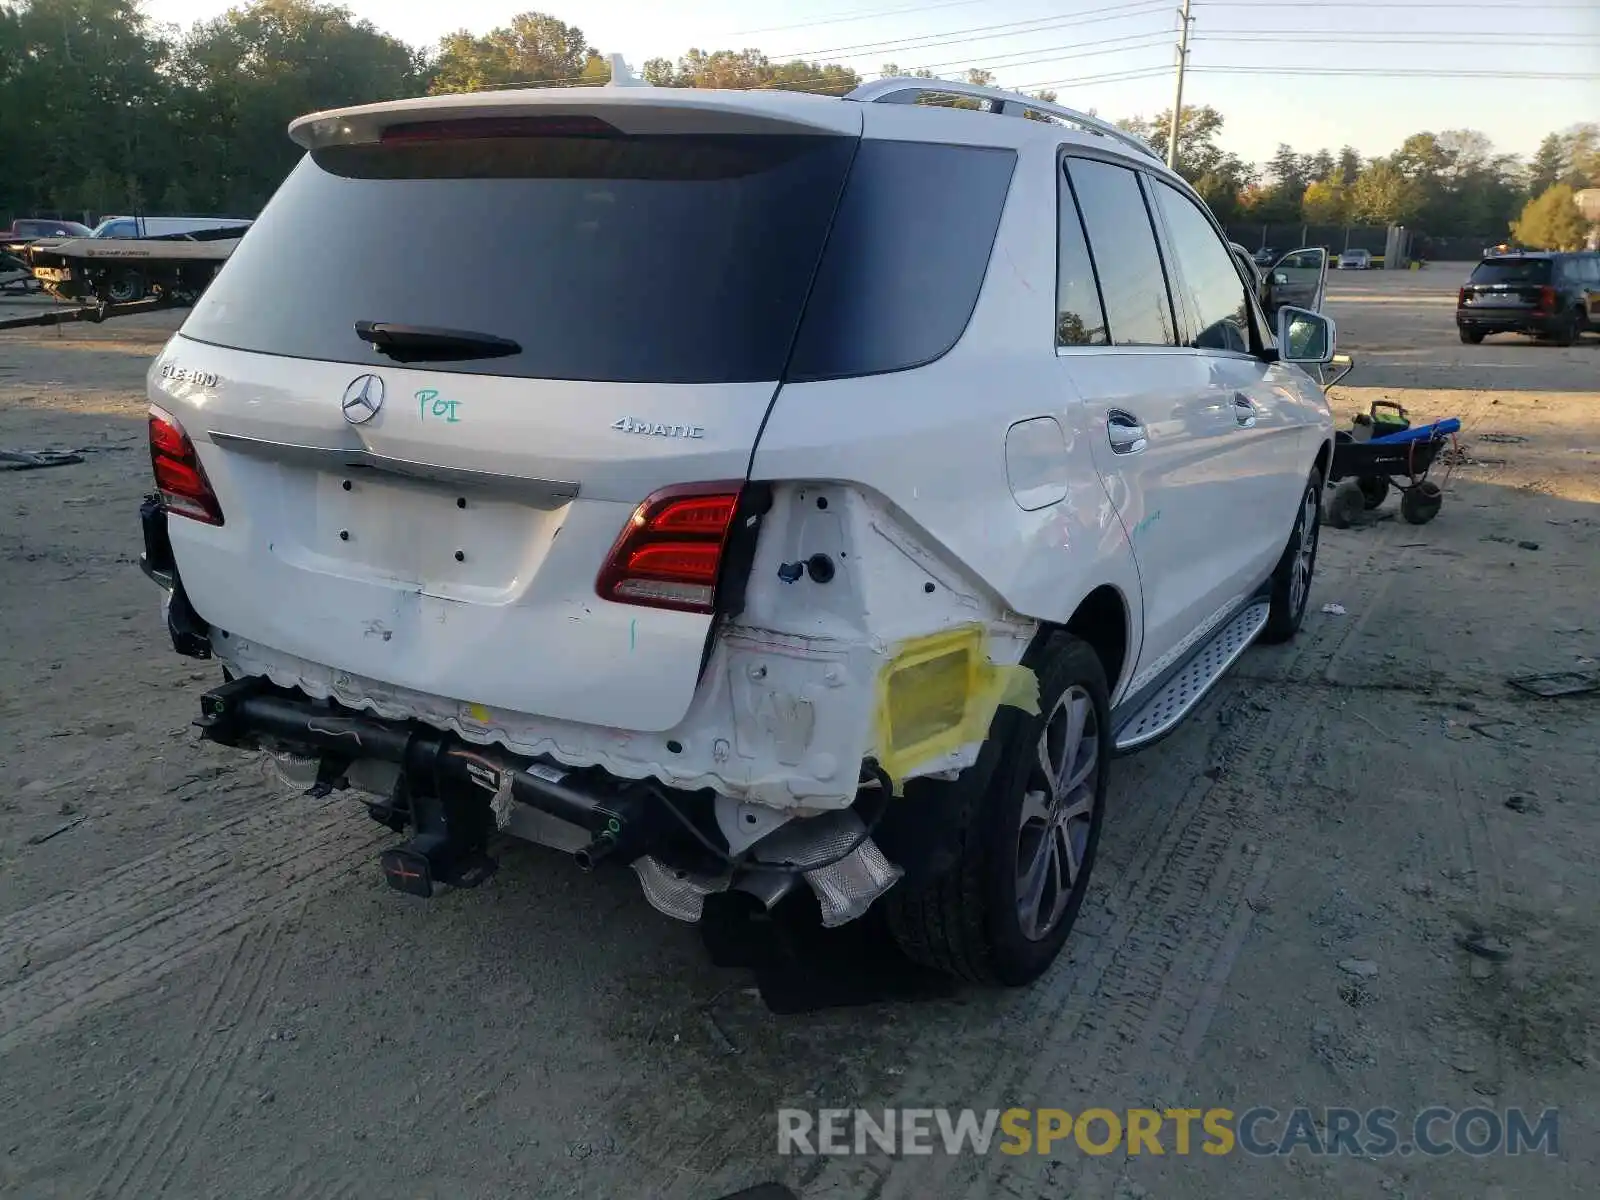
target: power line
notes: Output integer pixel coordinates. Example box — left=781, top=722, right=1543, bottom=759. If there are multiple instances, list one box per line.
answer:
left=1196, top=1, right=1594, bottom=7
left=773, top=2, right=1169, bottom=61
left=1013, top=65, right=1186, bottom=91
left=494, top=39, right=1165, bottom=93
left=1194, top=30, right=1600, bottom=40
left=474, top=4, right=1172, bottom=91
left=909, top=35, right=1174, bottom=77
left=1190, top=65, right=1599, bottom=78
left=725, top=0, right=988, bottom=38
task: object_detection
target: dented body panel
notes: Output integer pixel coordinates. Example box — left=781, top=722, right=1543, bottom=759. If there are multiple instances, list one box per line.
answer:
left=149, top=337, right=773, bottom=733
left=214, top=481, right=1037, bottom=810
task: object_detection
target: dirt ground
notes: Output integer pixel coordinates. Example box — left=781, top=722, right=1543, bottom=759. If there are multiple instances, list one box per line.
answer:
left=2, top=266, right=1597, bottom=1200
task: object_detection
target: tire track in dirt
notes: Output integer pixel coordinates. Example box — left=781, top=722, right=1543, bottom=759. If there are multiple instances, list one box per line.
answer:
left=2, top=787, right=339, bottom=952
left=86, top=919, right=295, bottom=1199
left=661, top=570, right=1385, bottom=1200
left=0, top=791, right=384, bottom=1053
left=646, top=737, right=1258, bottom=1200
left=84, top=923, right=255, bottom=1199
left=870, top=545, right=1403, bottom=1200
left=137, top=920, right=300, bottom=1198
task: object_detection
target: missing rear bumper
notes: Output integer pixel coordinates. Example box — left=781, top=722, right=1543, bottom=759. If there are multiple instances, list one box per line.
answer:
left=195, top=676, right=903, bottom=923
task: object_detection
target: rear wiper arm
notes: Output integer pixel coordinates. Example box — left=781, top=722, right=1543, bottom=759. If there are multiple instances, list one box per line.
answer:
left=355, top=321, right=521, bottom=363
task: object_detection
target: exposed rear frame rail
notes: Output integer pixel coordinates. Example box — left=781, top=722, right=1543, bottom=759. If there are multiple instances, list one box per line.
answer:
left=845, top=77, right=1162, bottom=162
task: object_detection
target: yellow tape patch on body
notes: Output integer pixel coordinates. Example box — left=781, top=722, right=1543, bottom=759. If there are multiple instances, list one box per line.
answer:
left=872, top=624, right=1039, bottom=787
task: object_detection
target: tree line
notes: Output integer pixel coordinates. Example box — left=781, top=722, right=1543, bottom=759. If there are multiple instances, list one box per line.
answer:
left=2, top=0, right=1595, bottom=248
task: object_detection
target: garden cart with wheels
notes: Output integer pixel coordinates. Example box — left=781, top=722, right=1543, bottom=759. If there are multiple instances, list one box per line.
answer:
left=1326, top=402, right=1461, bottom=528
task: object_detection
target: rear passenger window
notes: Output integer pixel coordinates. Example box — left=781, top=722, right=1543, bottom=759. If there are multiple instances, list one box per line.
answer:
left=1150, top=180, right=1251, bottom=353
left=1064, top=158, right=1176, bottom=346
left=1056, top=166, right=1109, bottom=346
left=787, top=140, right=1017, bottom=382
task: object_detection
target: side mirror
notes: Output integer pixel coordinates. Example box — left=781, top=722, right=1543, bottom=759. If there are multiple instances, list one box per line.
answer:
left=1276, top=305, right=1336, bottom=365
left=1272, top=271, right=1289, bottom=285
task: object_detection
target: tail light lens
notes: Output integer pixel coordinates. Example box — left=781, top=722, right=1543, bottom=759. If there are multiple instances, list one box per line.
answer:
left=1536, top=286, right=1557, bottom=312
left=1457, top=287, right=1470, bottom=305
left=596, top=482, right=742, bottom=613
left=149, top=406, right=224, bottom=525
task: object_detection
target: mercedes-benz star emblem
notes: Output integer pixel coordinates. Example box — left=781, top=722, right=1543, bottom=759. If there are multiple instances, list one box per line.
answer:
left=341, top=374, right=385, bottom=425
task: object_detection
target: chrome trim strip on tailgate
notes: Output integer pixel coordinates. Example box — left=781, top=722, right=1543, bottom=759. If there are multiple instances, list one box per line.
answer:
left=207, top=431, right=580, bottom=506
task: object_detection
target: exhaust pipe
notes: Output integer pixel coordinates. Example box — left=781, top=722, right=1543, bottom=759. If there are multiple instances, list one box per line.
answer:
left=574, top=832, right=620, bottom=872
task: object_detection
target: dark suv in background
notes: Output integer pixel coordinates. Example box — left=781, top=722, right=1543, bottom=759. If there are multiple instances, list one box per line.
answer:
left=1456, top=251, right=1599, bottom=346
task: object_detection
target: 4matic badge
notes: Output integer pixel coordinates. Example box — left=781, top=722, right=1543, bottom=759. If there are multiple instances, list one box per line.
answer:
left=611, top=417, right=704, bottom=439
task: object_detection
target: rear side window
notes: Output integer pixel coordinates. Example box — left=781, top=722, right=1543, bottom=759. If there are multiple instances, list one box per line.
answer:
left=1065, top=158, right=1176, bottom=346
left=1055, top=165, right=1109, bottom=347
left=183, top=132, right=858, bottom=384
left=786, top=140, right=1016, bottom=381
left=1470, top=258, right=1551, bottom=285
left=1149, top=180, right=1251, bottom=353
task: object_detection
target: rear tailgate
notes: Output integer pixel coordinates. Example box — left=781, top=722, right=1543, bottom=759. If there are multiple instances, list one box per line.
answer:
left=1462, top=258, right=1551, bottom=314
left=155, top=92, right=862, bottom=733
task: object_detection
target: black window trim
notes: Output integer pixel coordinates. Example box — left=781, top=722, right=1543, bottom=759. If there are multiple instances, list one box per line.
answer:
left=1054, top=150, right=1112, bottom=350
left=1054, top=148, right=1184, bottom=354
left=1141, top=171, right=1267, bottom=360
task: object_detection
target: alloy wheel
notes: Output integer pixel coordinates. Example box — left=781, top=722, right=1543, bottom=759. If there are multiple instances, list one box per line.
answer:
left=1289, top=486, right=1318, bottom=618
left=1015, top=684, right=1100, bottom=941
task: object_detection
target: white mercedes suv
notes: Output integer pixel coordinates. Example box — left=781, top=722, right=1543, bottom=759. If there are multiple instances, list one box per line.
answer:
left=140, top=68, right=1337, bottom=985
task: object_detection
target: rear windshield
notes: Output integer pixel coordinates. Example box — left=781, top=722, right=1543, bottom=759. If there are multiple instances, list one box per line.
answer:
left=182, top=130, right=1015, bottom=384
left=183, top=133, right=858, bottom=384
left=1471, top=258, right=1551, bottom=284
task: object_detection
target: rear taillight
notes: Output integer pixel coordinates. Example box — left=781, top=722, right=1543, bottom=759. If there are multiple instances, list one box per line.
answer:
left=1458, top=287, right=1470, bottom=305
left=1536, top=286, right=1557, bottom=312
left=596, top=482, right=743, bottom=614
left=149, top=406, right=223, bottom=526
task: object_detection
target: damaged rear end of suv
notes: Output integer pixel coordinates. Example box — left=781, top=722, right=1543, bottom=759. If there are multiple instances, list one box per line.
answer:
left=142, top=81, right=1042, bottom=958
left=141, top=71, right=1334, bottom=985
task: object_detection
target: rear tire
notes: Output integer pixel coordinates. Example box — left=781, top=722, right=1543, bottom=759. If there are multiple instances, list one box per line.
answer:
left=885, top=633, right=1110, bottom=986
left=1261, top=467, right=1323, bottom=643
left=106, top=271, right=145, bottom=304
left=1458, top=327, right=1484, bottom=344
left=1553, top=310, right=1580, bottom=348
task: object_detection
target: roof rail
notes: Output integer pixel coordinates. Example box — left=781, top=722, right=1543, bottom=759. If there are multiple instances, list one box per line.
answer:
left=845, top=77, right=1161, bottom=163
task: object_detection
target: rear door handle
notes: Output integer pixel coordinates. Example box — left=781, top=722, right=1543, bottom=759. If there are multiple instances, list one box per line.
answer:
left=1232, top=393, right=1258, bottom=428
left=1107, top=410, right=1147, bottom=455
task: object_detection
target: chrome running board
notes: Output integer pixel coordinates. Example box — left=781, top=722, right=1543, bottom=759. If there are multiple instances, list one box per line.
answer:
left=1113, top=601, right=1270, bottom=752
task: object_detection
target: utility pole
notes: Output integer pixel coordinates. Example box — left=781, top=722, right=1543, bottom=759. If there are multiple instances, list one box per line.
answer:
left=1166, top=0, right=1194, bottom=170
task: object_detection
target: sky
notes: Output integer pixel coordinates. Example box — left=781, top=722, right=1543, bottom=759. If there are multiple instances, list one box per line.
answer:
left=142, top=0, right=1600, bottom=167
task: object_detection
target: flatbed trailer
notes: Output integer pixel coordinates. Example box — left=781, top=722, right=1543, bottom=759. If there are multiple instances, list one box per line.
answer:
left=18, top=228, right=241, bottom=305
